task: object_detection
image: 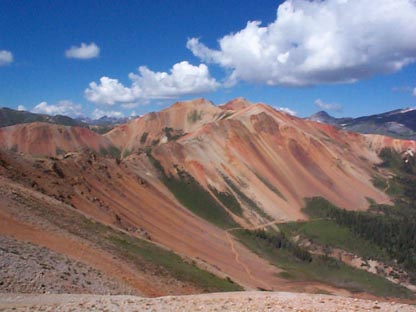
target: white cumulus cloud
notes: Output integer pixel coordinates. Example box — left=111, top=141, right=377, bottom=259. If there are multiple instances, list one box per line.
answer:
left=17, top=105, right=26, bottom=111
left=187, top=0, right=416, bottom=86
left=32, top=100, right=82, bottom=117
left=65, top=42, right=100, bottom=59
left=274, top=106, right=297, bottom=116
left=91, top=109, right=124, bottom=120
left=85, top=61, right=219, bottom=105
left=85, top=77, right=136, bottom=105
left=315, top=99, right=343, bottom=112
left=0, top=50, right=13, bottom=66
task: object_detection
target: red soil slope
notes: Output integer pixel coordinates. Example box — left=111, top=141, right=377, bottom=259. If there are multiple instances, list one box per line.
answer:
left=0, top=122, right=113, bottom=156
left=105, top=98, right=226, bottom=151
left=148, top=101, right=403, bottom=224
left=1, top=97, right=416, bottom=296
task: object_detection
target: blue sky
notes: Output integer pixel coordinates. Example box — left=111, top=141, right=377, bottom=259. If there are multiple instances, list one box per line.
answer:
left=1, top=0, right=416, bottom=119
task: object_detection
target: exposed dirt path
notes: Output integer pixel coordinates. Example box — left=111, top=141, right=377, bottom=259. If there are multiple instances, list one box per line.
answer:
left=224, top=231, right=271, bottom=290
left=222, top=220, right=292, bottom=290
left=223, top=218, right=289, bottom=290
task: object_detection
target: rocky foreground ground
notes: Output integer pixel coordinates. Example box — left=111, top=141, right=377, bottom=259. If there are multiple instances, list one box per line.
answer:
left=0, top=292, right=415, bottom=312
left=0, top=236, right=136, bottom=295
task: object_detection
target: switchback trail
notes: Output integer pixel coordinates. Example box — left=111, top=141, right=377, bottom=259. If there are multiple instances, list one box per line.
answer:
left=224, top=230, right=271, bottom=290
left=223, top=218, right=289, bottom=290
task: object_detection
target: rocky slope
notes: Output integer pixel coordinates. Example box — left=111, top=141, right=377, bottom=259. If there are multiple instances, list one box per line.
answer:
left=0, top=236, right=135, bottom=295
left=1, top=292, right=415, bottom=312
left=106, top=98, right=415, bottom=223
left=1, top=97, right=416, bottom=300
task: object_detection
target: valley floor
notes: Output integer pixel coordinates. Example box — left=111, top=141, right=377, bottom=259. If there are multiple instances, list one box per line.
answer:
left=0, top=292, right=415, bottom=312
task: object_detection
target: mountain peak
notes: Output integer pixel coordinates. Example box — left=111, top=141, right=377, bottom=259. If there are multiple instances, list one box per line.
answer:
left=310, top=111, right=331, bottom=118
left=168, top=98, right=215, bottom=111
left=308, top=111, right=338, bottom=125
left=220, top=97, right=252, bottom=111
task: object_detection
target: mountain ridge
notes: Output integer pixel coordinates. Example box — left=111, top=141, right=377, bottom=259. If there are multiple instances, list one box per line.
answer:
left=0, top=107, right=88, bottom=128
left=1, top=97, right=416, bottom=300
left=308, top=108, right=416, bottom=140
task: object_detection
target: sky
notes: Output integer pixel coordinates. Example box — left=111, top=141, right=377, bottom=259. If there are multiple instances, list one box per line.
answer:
left=1, top=0, right=416, bottom=119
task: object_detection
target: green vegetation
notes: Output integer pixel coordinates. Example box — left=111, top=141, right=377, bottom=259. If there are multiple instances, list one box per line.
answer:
left=108, top=234, right=242, bottom=292
left=122, top=148, right=132, bottom=158
left=90, top=125, right=114, bottom=134
left=218, top=111, right=233, bottom=120
left=278, top=148, right=416, bottom=295
left=52, top=162, right=65, bottom=178
left=221, top=173, right=272, bottom=220
left=233, top=228, right=413, bottom=298
left=140, top=132, right=149, bottom=144
left=329, top=147, right=416, bottom=273
left=371, top=174, right=387, bottom=190
left=162, top=127, right=174, bottom=139
left=187, top=110, right=203, bottom=123
left=378, top=148, right=405, bottom=171
left=252, top=171, right=286, bottom=201
left=16, top=191, right=241, bottom=292
left=147, top=152, right=238, bottom=229
left=235, top=229, right=312, bottom=262
left=162, top=127, right=185, bottom=141
left=80, top=219, right=241, bottom=292
left=233, top=158, right=416, bottom=298
left=79, top=204, right=240, bottom=292
left=280, top=220, right=388, bottom=261
left=303, top=196, right=416, bottom=274
left=99, top=145, right=121, bottom=159
left=209, top=187, right=243, bottom=217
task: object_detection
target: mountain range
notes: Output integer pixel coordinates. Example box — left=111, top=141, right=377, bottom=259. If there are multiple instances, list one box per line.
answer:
left=308, top=108, right=416, bottom=140
left=0, top=107, right=88, bottom=128
left=4, top=104, right=416, bottom=141
left=1, top=98, right=415, bottom=301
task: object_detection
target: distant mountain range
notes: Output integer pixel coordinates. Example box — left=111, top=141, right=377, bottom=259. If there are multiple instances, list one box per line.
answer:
left=77, top=115, right=137, bottom=126
left=308, top=108, right=416, bottom=140
left=3, top=106, right=415, bottom=140
left=0, top=107, right=88, bottom=128
left=0, top=107, right=137, bottom=132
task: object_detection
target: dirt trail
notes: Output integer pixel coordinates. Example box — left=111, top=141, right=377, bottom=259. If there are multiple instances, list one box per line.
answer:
left=224, top=231, right=271, bottom=290
left=223, top=217, right=307, bottom=290
left=223, top=217, right=290, bottom=290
